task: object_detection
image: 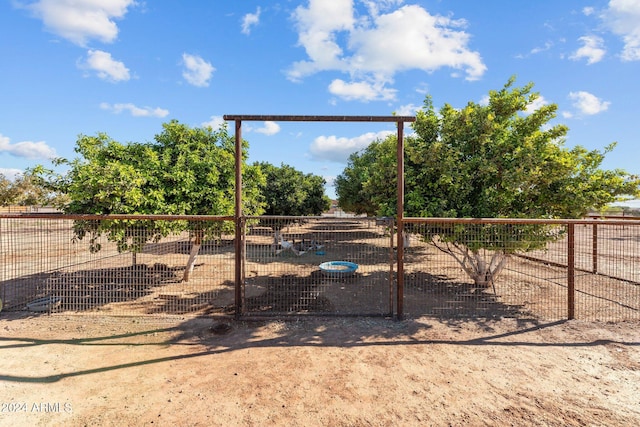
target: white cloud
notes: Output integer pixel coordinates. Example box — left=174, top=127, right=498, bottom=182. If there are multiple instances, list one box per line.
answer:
left=0, top=168, right=24, bottom=180
left=568, top=91, right=611, bottom=115
left=100, top=102, right=169, bottom=118
left=0, top=133, right=57, bottom=159
left=202, top=115, right=225, bottom=130
left=288, top=1, right=486, bottom=102
left=394, top=103, right=419, bottom=116
left=583, top=7, right=595, bottom=16
left=80, top=49, right=130, bottom=82
left=182, top=53, right=215, bottom=87
left=525, top=95, right=548, bottom=114
left=24, top=0, right=136, bottom=46
left=529, top=41, right=554, bottom=55
left=309, top=130, right=393, bottom=163
left=241, top=7, right=261, bottom=35
left=570, top=35, right=606, bottom=64
left=328, top=79, right=396, bottom=102
left=254, top=121, right=281, bottom=136
left=603, top=0, right=640, bottom=61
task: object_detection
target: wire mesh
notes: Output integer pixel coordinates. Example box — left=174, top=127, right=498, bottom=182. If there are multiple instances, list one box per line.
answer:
left=2, top=215, right=638, bottom=321
left=243, top=216, right=394, bottom=316
left=402, top=219, right=640, bottom=321
left=1, top=215, right=235, bottom=317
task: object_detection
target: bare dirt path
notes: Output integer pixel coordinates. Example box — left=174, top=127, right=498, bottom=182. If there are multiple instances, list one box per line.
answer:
left=1, top=313, right=639, bottom=426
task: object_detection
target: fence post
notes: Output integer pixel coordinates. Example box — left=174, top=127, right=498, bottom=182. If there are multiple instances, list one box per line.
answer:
left=592, top=222, right=598, bottom=274
left=396, top=121, right=405, bottom=320
left=234, top=119, right=243, bottom=319
left=567, top=223, right=575, bottom=320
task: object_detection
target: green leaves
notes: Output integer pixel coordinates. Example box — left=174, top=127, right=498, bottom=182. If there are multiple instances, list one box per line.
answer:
left=34, top=120, right=266, bottom=254
left=256, top=162, right=330, bottom=219
left=335, top=77, right=640, bottom=251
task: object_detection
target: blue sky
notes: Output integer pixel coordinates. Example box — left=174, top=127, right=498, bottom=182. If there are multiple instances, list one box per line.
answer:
left=1, top=0, right=639, bottom=204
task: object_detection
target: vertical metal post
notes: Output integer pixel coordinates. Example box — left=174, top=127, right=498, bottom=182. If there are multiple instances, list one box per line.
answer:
left=592, top=222, right=598, bottom=274
left=234, top=120, right=243, bottom=319
left=567, top=223, right=575, bottom=320
left=388, top=218, right=395, bottom=317
left=396, top=121, right=405, bottom=320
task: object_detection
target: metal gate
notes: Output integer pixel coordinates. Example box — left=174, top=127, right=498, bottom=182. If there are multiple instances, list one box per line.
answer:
left=241, top=216, right=395, bottom=316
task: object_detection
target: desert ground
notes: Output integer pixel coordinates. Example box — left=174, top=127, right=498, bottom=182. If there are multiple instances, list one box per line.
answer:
left=1, top=217, right=639, bottom=425
left=1, top=312, right=639, bottom=427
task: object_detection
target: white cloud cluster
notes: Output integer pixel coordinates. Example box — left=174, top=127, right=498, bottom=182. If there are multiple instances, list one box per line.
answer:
left=288, top=0, right=486, bottom=102
left=254, top=121, right=281, bottom=136
left=0, top=168, right=24, bottom=180
left=25, top=0, right=136, bottom=46
left=100, top=102, right=169, bottom=118
left=309, top=130, right=393, bottom=163
left=570, top=35, right=606, bottom=64
left=80, top=49, right=130, bottom=82
left=0, top=133, right=57, bottom=159
left=568, top=91, right=611, bottom=115
left=202, top=115, right=225, bottom=130
left=241, top=7, right=261, bottom=35
left=182, top=53, right=215, bottom=87
left=604, top=0, right=640, bottom=61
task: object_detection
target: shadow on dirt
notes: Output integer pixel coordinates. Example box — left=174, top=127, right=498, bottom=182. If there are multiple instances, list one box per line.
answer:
left=3, top=312, right=638, bottom=385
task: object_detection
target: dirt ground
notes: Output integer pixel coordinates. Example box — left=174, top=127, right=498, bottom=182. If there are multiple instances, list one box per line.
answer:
left=1, top=313, right=639, bottom=427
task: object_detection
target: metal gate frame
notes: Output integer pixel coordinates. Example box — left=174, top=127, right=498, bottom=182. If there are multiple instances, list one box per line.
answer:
left=224, top=115, right=416, bottom=319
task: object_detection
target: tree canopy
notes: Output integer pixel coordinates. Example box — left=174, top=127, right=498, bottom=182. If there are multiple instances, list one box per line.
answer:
left=335, top=78, right=640, bottom=286
left=0, top=171, right=66, bottom=207
left=256, top=162, right=331, bottom=217
left=35, top=120, right=265, bottom=280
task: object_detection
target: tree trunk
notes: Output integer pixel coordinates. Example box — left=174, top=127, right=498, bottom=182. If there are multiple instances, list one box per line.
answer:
left=182, top=233, right=202, bottom=282
left=431, top=240, right=509, bottom=289
left=470, top=250, right=509, bottom=288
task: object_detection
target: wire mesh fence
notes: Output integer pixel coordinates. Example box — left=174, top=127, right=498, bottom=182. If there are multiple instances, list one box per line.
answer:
left=1, top=214, right=639, bottom=321
left=402, top=218, right=640, bottom=321
left=0, top=215, right=236, bottom=317
left=243, top=216, right=394, bottom=316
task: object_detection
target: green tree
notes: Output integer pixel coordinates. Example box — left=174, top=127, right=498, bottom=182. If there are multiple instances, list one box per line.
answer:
left=35, top=120, right=265, bottom=281
left=255, top=162, right=331, bottom=238
left=0, top=172, right=65, bottom=207
left=0, top=173, right=19, bottom=206
left=257, top=162, right=330, bottom=216
left=336, top=78, right=640, bottom=286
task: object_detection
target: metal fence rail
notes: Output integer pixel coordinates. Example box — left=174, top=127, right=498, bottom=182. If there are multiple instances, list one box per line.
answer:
left=1, top=214, right=639, bottom=321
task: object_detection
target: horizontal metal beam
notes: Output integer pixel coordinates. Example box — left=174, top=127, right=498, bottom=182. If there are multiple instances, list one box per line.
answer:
left=223, top=115, right=415, bottom=122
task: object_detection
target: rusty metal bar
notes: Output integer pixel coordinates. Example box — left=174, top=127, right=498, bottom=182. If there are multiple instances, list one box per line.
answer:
left=403, top=217, right=640, bottom=226
left=396, top=121, right=405, bottom=320
left=567, top=223, right=576, bottom=320
left=234, top=119, right=243, bottom=319
left=592, top=222, right=598, bottom=274
left=389, top=218, right=395, bottom=317
left=0, top=213, right=234, bottom=221
left=223, top=115, right=416, bottom=123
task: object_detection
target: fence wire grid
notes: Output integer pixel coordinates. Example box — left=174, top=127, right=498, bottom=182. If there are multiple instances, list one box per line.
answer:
left=1, top=214, right=639, bottom=321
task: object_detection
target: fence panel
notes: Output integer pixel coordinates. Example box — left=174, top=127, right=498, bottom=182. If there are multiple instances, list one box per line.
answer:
left=1, top=215, right=235, bottom=317
left=2, top=215, right=638, bottom=321
left=402, top=219, right=640, bottom=321
left=401, top=221, right=568, bottom=319
left=525, top=221, right=640, bottom=321
left=243, top=216, right=394, bottom=316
